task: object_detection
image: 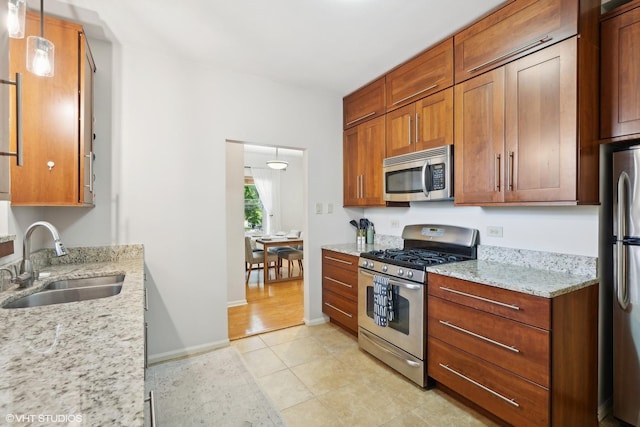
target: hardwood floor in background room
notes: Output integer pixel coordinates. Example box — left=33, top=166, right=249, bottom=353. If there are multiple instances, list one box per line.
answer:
left=228, top=268, right=304, bottom=340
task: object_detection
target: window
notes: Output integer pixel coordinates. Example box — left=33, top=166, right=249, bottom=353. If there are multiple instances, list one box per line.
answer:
left=244, top=176, right=264, bottom=231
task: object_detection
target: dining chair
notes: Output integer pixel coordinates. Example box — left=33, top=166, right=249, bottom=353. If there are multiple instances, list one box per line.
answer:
left=279, top=247, right=303, bottom=276
left=245, top=237, right=278, bottom=284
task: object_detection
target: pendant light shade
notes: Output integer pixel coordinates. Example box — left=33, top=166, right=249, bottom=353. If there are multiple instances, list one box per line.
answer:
left=266, top=148, right=288, bottom=170
left=7, top=0, right=26, bottom=38
left=26, top=0, right=54, bottom=77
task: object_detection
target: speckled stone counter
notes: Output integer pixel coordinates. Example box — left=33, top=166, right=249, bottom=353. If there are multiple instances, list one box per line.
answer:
left=0, top=244, right=145, bottom=426
left=427, top=245, right=598, bottom=298
left=321, top=235, right=403, bottom=257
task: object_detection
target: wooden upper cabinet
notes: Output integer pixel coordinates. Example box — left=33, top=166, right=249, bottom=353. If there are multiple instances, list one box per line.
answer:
left=454, top=0, right=578, bottom=84
left=386, top=87, right=453, bottom=158
left=386, top=38, right=453, bottom=111
left=0, top=5, right=10, bottom=201
left=9, top=12, right=95, bottom=206
left=455, top=37, right=579, bottom=205
left=343, top=116, right=386, bottom=207
left=343, top=77, right=385, bottom=129
left=601, top=0, right=640, bottom=140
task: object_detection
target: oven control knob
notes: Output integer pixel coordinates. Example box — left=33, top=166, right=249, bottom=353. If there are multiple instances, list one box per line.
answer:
left=397, top=268, right=404, bottom=276
left=368, top=261, right=375, bottom=268
left=361, top=260, right=368, bottom=267
left=382, top=265, right=388, bottom=273
left=407, top=271, right=413, bottom=279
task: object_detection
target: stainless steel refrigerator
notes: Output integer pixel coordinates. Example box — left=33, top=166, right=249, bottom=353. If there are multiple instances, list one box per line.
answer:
left=612, top=147, right=640, bottom=426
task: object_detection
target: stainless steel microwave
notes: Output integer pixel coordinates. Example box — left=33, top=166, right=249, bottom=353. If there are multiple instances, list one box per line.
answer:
left=383, top=145, right=453, bottom=202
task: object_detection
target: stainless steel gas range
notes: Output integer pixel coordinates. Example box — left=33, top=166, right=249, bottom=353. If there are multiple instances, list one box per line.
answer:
left=357, top=224, right=478, bottom=387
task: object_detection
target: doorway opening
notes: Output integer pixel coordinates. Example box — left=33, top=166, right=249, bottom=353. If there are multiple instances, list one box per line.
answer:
left=227, top=143, right=306, bottom=340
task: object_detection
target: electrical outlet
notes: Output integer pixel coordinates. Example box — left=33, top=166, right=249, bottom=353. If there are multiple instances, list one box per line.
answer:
left=327, top=203, right=333, bottom=214
left=315, top=202, right=323, bottom=214
left=486, top=226, right=503, bottom=238
left=391, top=219, right=400, bottom=228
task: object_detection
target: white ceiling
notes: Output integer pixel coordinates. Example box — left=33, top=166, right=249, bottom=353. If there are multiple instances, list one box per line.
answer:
left=34, top=0, right=506, bottom=94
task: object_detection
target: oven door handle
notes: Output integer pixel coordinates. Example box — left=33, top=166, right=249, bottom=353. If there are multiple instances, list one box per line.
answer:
left=359, top=269, right=422, bottom=290
left=360, top=330, right=421, bottom=367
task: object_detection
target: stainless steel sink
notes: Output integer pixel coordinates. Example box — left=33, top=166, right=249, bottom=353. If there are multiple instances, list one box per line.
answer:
left=45, top=274, right=125, bottom=290
left=2, top=274, right=125, bottom=309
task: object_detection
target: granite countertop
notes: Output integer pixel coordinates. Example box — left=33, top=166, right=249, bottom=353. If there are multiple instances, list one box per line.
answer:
left=323, top=241, right=598, bottom=298
left=0, top=245, right=145, bottom=426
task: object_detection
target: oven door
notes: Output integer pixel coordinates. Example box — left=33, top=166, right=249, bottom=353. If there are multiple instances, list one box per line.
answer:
left=357, top=268, right=425, bottom=359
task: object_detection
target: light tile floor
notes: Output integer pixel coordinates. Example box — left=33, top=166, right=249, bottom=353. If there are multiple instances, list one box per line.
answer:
left=232, top=322, right=625, bottom=427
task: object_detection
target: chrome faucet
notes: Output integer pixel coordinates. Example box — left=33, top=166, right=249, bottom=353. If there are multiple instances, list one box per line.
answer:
left=15, top=221, right=68, bottom=287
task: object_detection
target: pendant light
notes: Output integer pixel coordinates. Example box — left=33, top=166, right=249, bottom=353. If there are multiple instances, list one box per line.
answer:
left=266, top=148, right=288, bottom=170
left=26, top=0, right=54, bottom=77
left=7, top=0, right=26, bottom=38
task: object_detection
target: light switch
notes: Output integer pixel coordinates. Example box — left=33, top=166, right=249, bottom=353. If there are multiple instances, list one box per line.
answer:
left=327, top=203, right=333, bottom=214
left=315, top=202, right=323, bottom=214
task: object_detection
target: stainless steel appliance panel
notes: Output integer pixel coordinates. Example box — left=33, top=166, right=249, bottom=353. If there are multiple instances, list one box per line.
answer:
left=612, top=147, right=640, bottom=426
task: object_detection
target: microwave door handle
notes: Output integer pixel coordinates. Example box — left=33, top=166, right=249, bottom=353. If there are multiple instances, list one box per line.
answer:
left=422, top=161, right=431, bottom=197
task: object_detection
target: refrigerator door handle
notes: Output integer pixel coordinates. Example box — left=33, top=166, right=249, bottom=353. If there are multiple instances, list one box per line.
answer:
left=616, top=172, right=631, bottom=310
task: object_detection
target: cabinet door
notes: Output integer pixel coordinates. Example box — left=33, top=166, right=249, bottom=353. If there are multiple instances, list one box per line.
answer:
left=80, top=33, right=96, bottom=206
left=454, top=68, right=505, bottom=205
left=343, top=126, right=360, bottom=206
left=454, top=0, right=578, bottom=83
left=601, top=4, right=640, bottom=139
left=386, top=38, right=453, bottom=110
left=385, top=103, right=414, bottom=158
left=10, top=14, right=83, bottom=205
left=343, top=77, right=385, bottom=129
left=359, top=116, right=386, bottom=206
left=504, top=37, right=577, bottom=202
left=0, top=4, right=10, bottom=200
left=415, top=87, right=453, bottom=152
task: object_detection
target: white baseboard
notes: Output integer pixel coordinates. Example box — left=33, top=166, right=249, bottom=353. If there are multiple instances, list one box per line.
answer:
left=227, top=299, right=247, bottom=308
left=147, top=339, right=230, bottom=365
left=598, top=397, right=612, bottom=421
left=305, top=315, right=329, bottom=326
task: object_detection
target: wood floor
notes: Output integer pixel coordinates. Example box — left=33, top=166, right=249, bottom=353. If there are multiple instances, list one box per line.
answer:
left=228, top=265, right=304, bottom=340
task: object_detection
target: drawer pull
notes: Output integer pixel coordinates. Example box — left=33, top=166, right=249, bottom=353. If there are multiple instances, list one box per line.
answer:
left=440, top=287, right=520, bottom=311
left=439, top=363, right=520, bottom=408
left=346, top=111, right=376, bottom=126
left=467, top=35, right=553, bottom=73
left=324, top=255, right=354, bottom=266
left=439, top=320, right=519, bottom=353
left=324, top=276, right=353, bottom=288
left=360, top=329, right=421, bottom=367
left=392, top=84, right=438, bottom=106
left=324, top=302, right=353, bottom=318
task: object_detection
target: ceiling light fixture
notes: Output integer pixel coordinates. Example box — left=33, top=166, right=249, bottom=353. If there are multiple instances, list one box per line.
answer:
left=26, top=0, right=54, bottom=77
left=266, top=148, right=288, bottom=170
left=7, top=0, right=26, bottom=38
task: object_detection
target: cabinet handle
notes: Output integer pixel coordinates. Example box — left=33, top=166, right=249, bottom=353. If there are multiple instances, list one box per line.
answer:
left=440, top=286, right=520, bottom=311
left=508, top=151, right=514, bottom=191
left=467, top=35, right=553, bottom=73
left=439, top=320, right=519, bottom=353
left=407, top=116, right=412, bottom=146
left=324, top=302, right=353, bottom=318
left=324, top=256, right=353, bottom=266
left=84, top=152, right=94, bottom=192
left=439, top=363, right=520, bottom=407
left=144, top=321, right=149, bottom=370
left=145, top=390, right=156, bottom=427
left=346, top=111, right=376, bottom=126
left=144, top=287, right=149, bottom=311
left=392, top=84, right=438, bottom=106
left=0, top=73, right=23, bottom=166
left=415, top=114, right=420, bottom=143
left=495, top=153, right=501, bottom=192
left=324, top=276, right=353, bottom=288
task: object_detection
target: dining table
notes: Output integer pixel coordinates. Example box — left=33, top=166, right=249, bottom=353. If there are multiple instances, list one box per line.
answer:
left=255, top=236, right=303, bottom=284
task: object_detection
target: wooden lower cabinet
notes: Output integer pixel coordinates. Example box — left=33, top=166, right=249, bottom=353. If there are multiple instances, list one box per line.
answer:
left=321, top=249, right=359, bottom=334
left=427, top=274, right=598, bottom=427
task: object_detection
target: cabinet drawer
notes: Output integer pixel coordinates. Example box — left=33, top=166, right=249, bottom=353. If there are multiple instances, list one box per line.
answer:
left=343, top=77, right=386, bottom=129
left=428, top=297, right=549, bottom=387
left=386, top=38, right=453, bottom=110
left=322, top=290, right=357, bottom=333
left=322, top=250, right=359, bottom=271
left=428, top=338, right=549, bottom=427
left=323, top=263, right=357, bottom=300
left=428, top=274, right=550, bottom=329
left=454, top=0, right=578, bottom=83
